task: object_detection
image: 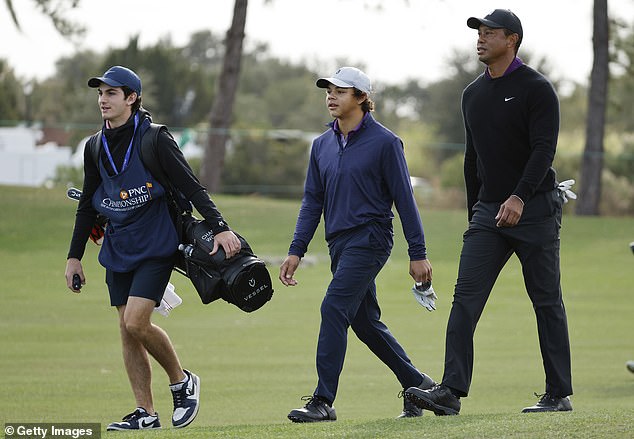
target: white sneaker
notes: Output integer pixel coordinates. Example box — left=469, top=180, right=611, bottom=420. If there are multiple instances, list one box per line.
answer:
left=170, top=369, right=200, bottom=428
left=106, top=407, right=161, bottom=431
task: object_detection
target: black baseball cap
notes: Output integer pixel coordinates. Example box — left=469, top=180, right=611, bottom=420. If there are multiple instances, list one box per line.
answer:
left=88, top=65, right=142, bottom=96
left=467, top=9, right=523, bottom=39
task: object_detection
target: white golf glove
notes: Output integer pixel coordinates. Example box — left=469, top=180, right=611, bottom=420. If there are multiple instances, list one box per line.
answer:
left=412, top=281, right=438, bottom=312
left=557, top=179, right=577, bottom=203
left=154, top=282, right=182, bottom=316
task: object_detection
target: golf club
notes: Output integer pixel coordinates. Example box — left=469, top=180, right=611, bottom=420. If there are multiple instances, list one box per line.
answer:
left=65, top=187, right=106, bottom=245
left=67, top=187, right=82, bottom=201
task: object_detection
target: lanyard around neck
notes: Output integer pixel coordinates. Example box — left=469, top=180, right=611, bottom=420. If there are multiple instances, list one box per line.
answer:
left=101, top=113, right=139, bottom=175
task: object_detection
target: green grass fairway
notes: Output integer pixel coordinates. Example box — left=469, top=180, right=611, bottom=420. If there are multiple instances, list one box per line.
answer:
left=1, top=186, right=633, bottom=438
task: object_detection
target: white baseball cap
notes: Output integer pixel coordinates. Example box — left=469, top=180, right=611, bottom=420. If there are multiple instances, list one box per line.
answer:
left=316, top=67, right=372, bottom=94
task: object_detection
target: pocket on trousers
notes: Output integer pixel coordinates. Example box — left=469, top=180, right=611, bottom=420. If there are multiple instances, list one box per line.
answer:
left=367, top=230, right=391, bottom=267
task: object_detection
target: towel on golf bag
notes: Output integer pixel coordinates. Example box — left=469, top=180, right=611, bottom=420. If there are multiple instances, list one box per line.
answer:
left=175, top=215, right=274, bottom=313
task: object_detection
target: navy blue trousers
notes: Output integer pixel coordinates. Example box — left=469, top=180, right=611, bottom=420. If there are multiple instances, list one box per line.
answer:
left=442, top=190, right=572, bottom=398
left=314, top=224, right=424, bottom=404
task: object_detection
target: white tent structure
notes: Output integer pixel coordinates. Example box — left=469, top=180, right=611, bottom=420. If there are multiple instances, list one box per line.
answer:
left=0, top=126, right=72, bottom=187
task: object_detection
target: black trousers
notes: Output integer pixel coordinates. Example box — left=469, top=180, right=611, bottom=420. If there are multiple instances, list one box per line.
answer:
left=442, top=190, right=573, bottom=398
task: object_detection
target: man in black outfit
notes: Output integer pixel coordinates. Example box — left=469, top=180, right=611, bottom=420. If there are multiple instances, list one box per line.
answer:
left=405, top=9, right=573, bottom=414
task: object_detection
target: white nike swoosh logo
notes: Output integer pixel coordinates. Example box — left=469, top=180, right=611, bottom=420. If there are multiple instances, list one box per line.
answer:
left=141, top=419, right=156, bottom=428
left=173, top=407, right=188, bottom=419
left=504, top=97, right=516, bottom=102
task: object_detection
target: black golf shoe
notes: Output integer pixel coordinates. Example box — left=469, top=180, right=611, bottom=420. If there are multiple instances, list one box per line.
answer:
left=397, top=393, right=423, bottom=418
left=288, top=396, right=337, bottom=423
left=521, top=393, right=572, bottom=413
left=397, top=373, right=437, bottom=418
left=405, top=384, right=461, bottom=416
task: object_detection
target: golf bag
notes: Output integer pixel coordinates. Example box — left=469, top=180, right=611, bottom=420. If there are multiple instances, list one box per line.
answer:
left=175, top=215, right=274, bottom=312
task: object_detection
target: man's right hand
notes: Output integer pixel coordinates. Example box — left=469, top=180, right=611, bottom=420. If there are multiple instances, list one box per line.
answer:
left=495, top=195, right=524, bottom=227
left=279, top=255, right=300, bottom=286
left=65, top=258, right=84, bottom=293
left=211, top=230, right=242, bottom=259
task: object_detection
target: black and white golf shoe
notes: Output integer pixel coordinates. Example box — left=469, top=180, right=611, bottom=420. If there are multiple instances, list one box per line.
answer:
left=106, top=407, right=161, bottom=431
left=170, top=369, right=201, bottom=428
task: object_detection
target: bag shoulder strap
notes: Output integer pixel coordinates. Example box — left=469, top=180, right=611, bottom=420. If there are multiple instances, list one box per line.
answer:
left=140, top=124, right=194, bottom=247
left=139, top=123, right=168, bottom=188
left=140, top=123, right=192, bottom=211
left=87, top=131, right=101, bottom=167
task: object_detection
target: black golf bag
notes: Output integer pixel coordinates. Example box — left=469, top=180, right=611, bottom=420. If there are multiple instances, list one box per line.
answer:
left=175, top=215, right=274, bottom=313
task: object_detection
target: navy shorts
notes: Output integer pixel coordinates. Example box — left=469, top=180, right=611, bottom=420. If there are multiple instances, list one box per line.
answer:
left=105, top=257, right=174, bottom=307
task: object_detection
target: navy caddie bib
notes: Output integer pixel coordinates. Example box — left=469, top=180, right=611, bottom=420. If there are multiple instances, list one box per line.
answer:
left=93, top=120, right=178, bottom=272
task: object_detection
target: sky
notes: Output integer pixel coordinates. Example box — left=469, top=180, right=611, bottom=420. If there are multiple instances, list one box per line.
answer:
left=2, top=0, right=634, bottom=90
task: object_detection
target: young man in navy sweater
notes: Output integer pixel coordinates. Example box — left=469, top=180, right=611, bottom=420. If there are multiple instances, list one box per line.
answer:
left=279, top=67, right=435, bottom=422
left=405, top=9, right=573, bottom=415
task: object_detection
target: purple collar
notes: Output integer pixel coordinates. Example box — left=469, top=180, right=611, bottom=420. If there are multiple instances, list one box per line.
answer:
left=485, top=57, right=524, bottom=79
left=333, top=111, right=370, bottom=136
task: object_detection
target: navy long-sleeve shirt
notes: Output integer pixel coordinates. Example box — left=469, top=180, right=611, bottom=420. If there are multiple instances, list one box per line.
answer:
left=289, top=113, right=427, bottom=260
left=462, top=64, right=559, bottom=220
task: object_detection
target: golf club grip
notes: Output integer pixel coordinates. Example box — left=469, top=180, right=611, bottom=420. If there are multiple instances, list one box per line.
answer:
left=67, top=187, right=82, bottom=201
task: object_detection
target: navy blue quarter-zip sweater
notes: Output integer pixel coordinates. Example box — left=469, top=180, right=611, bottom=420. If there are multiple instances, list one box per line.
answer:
left=289, top=113, right=427, bottom=260
left=462, top=64, right=559, bottom=220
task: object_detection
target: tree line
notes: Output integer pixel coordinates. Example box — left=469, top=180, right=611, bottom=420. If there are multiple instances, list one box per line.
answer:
left=2, top=6, right=634, bottom=214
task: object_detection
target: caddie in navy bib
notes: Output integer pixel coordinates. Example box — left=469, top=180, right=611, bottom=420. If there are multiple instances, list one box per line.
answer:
left=93, top=115, right=178, bottom=272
